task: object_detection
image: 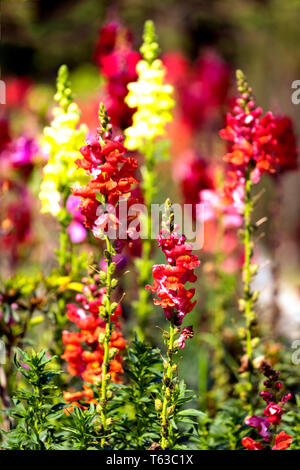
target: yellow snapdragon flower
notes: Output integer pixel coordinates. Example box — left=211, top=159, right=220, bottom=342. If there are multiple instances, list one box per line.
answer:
left=124, top=21, right=174, bottom=151
left=39, top=66, right=88, bottom=216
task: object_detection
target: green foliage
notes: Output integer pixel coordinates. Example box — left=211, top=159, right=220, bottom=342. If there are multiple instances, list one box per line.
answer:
left=165, top=380, right=205, bottom=449
left=59, top=404, right=102, bottom=450
left=108, top=335, right=162, bottom=449
left=194, top=400, right=248, bottom=450
left=108, top=336, right=204, bottom=450
left=1, top=349, right=64, bottom=449
left=283, top=395, right=300, bottom=449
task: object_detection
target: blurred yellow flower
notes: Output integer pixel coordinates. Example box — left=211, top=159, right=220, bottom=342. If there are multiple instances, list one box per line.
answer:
left=39, top=66, right=88, bottom=217
left=124, top=22, right=174, bottom=151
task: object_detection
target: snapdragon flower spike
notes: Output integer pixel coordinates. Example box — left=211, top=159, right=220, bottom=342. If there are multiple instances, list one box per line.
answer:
left=39, top=65, right=88, bottom=217
left=220, top=70, right=278, bottom=183
left=94, top=21, right=140, bottom=130
left=242, top=361, right=293, bottom=450
left=163, top=50, right=230, bottom=131
left=146, top=231, right=200, bottom=326
left=73, top=105, right=138, bottom=240
left=62, top=273, right=125, bottom=407
left=124, top=20, right=174, bottom=151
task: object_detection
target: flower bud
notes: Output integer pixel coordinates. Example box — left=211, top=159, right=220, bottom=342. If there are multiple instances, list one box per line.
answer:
left=98, top=332, right=105, bottom=344
left=99, top=271, right=107, bottom=281
left=99, top=306, right=106, bottom=319
left=106, top=417, right=113, bottom=427
left=250, top=264, right=258, bottom=276
left=109, top=262, right=116, bottom=274
left=155, top=399, right=162, bottom=411
left=109, top=348, right=118, bottom=360
left=111, top=302, right=118, bottom=313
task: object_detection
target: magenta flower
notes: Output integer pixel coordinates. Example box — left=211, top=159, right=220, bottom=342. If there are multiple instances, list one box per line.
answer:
left=245, top=415, right=270, bottom=441
left=66, top=195, right=87, bottom=243
left=67, top=221, right=87, bottom=244
left=10, top=136, right=38, bottom=167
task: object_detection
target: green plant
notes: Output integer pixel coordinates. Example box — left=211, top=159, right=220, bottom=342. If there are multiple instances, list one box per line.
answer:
left=1, top=349, right=64, bottom=449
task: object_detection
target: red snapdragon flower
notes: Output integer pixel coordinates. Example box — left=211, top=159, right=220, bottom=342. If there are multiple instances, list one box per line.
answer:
left=73, top=131, right=138, bottom=243
left=241, top=437, right=263, bottom=450
left=220, top=101, right=278, bottom=182
left=94, top=22, right=120, bottom=62
left=272, top=431, right=293, bottom=451
left=263, top=402, right=283, bottom=425
left=179, top=51, right=230, bottom=130
left=272, top=116, right=298, bottom=175
left=146, top=231, right=200, bottom=326
left=94, top=21, right=140, bottom=130
left=5, top=76, right=31, bottom=108
left=259, top=390, right=274, bottom=403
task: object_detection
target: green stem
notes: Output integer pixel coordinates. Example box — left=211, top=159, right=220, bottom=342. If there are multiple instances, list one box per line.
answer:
left=136, top=142, right=156, bottom=337
left=271, top=425, right=278, bottom=449
left=58, top=191, right=72, bottom=275
left=243, top=169, right=254, bottom=413
left=55, top=194, right=73, bottom=359
left=100, top=236, right=113, bottom=447
left=58, top=224, right=68, bottom=274
left=160, top=321, right=175, bottom=450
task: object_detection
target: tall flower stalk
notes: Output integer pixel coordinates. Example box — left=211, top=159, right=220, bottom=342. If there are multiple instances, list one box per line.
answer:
left=160, top=319, right=176, bottom=450
left=99, top=235, right=115, bottom=446
left=220, top=70, right=279, bottom=411
left=146, top=200, right=200, bottom=449
left=125, top=20, right=174, bottom=336
left=243, top=168, right=254, bottom=364
left=39, top=65, right=89, bottom=355
left=39, top=65, right=88, bottom=275
left=73, top=103, right=138, bottom=446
